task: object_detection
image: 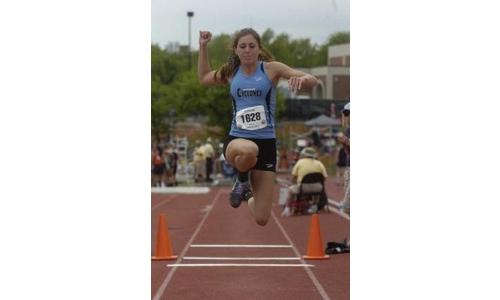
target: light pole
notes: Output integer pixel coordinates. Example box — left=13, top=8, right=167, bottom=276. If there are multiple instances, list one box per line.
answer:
left=187, top=11, right=194, bottom=70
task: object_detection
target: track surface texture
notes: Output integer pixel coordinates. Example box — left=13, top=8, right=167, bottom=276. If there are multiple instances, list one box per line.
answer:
left=151, top=176, right=349, bottom=300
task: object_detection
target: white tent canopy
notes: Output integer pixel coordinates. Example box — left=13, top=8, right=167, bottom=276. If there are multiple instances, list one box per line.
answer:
left=304, top=114, right=341, bottom=126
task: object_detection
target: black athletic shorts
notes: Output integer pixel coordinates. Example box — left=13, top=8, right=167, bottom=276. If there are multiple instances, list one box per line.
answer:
left=222, top=135, right=276, bottom=172
left=152, top=163, right=166, bottom=175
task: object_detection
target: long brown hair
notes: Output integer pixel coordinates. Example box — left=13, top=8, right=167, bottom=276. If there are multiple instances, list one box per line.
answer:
left=215, top=28, right=274, bottom=83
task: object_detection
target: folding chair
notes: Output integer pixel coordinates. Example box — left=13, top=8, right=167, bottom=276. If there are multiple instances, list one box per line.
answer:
left=292, top=172, right=329, bottom=215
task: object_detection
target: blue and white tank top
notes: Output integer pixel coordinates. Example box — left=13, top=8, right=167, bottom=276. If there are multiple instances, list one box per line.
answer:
left=229, top=62, right=276, bottom=139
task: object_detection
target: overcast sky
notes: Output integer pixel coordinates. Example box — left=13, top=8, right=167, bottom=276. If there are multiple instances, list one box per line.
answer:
left=152, top=0, right=349, bottom=50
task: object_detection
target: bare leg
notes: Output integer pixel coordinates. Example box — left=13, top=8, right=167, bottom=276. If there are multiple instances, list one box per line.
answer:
left=340, top=167, right=350, bottom=214
left=337, top=167, right=345, bottom=185
left=225, top=138, right=258, bottom=172
left=248, top=170, right=276, bottom=226
left=224, top=138, right=259, bottom=208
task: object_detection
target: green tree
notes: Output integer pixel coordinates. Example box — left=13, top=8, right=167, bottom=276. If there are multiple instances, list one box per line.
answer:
left=311, top=31, right=350, bottom=66
left=261, top=28, right=275, bottom=47
left=290, top=38, right=316, bottom=67
left=207, top=33, right=233, bottom=68
left=174, top=71, right=232, bottom=138
left=151, top=44, right=186, bottom=85
left=267, top=33, right=294, bottom=64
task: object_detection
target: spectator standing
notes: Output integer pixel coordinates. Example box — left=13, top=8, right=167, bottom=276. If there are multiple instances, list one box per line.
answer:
left=336, top=145, right=348, bottom=186
left=164, top=144, right=178, bottom=186
left=151, top=146, right=166, bottom=187
left=203, top=137, right=215, bottom=182
left=169, top=145, right=178, bottom=186
left=311, top=127, right=322, bottom=148
left=338, top=103, right=350, bottom=214
left=192, top=141, right=206, bottom=182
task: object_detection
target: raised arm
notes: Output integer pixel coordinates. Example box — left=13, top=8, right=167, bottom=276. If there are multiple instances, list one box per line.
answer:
left=268, top=61, right=319, bottom=93
left=197, top=31, right=225, bottom=86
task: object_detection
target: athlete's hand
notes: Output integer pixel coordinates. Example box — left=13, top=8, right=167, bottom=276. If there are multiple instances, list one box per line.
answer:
left=288, top=76, right=306, bottom=94
left=199, top=31, right=212, bottom=46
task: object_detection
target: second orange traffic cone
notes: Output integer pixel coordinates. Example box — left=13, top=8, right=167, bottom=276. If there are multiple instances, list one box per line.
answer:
left=303, top=213, right=330, bottom=260
left=152, top=214, right=178, bottom=261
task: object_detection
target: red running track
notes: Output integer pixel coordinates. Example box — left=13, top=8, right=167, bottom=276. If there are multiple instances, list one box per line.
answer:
left=151, top=179, right=349, bottom=300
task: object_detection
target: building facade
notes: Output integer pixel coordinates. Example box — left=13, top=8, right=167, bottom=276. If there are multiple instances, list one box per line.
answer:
left=278, top=43, right=350, bottom=100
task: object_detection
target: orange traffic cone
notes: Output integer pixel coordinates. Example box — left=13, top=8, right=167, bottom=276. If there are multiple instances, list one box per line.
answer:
left=303, top=213, right=330, bottom=260
left=152, top=214, right=178, bottom=261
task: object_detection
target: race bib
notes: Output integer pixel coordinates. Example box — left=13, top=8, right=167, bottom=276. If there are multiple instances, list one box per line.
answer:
left=235, top=105, right=268, bottom=130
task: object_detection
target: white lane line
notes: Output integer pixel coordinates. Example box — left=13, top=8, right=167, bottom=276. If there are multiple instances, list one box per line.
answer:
left=271, top=211, right=331, bottom=300
left=328, top=199, right=350, bottom=220
left=151, top=195, right=178, bottom=211
left=151, top=186, right=210, bottom=194
left=167, top=263, right=314, bottom=267
left=183, top=256, right=301, bottom=260
left=152, top=188, right=223, bottom=300
left=328, top=198, right=342, bottom=208
left=190, top=244, right=292, bottom=248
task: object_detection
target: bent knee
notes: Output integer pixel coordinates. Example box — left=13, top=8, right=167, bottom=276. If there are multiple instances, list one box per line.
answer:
left=239, top=145, right=258, bottom=158
left=226, top=143, right=258, bottom=165
left=235, top=139, right=258, bottom=155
